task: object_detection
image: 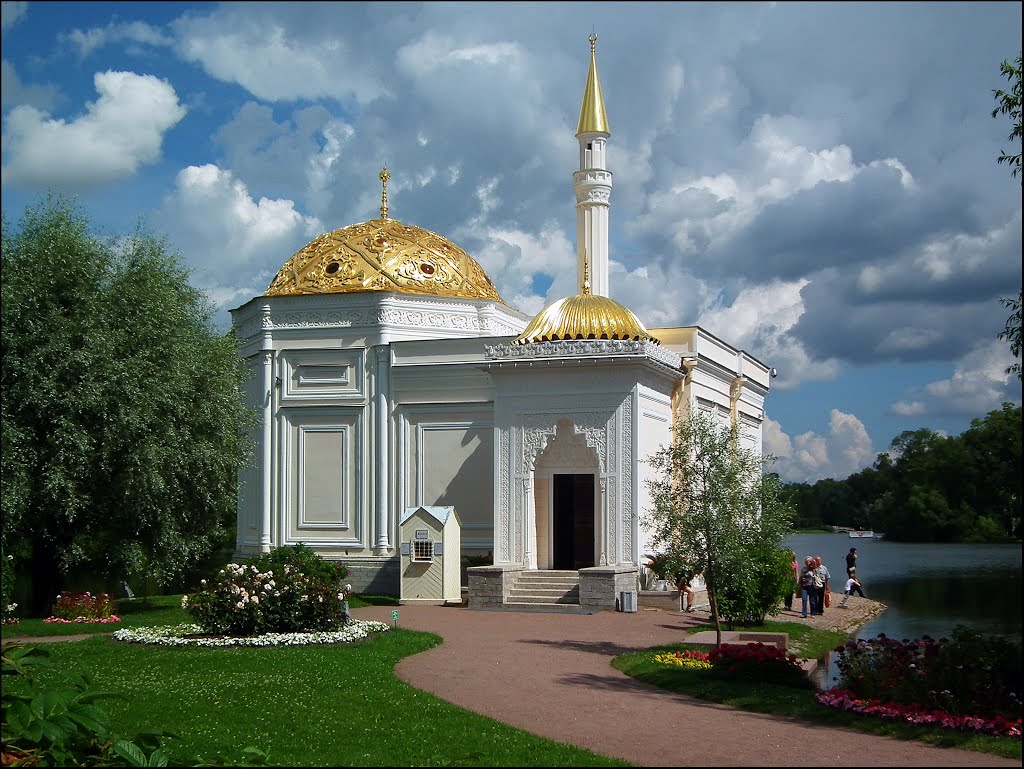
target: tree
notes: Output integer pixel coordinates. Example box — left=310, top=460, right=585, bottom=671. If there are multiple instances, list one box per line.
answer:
left=1, top=196, right=256, bottom=615
left=644, top=409, right=794, bottom=647
left=992, top=53, right=1022, bottom=380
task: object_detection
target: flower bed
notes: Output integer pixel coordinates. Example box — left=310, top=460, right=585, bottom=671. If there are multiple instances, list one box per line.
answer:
left=112, top=620, right=391, bottom=648
left=654, top=650, right=712, bottom=670
left=707, top=641, right=811, bottom=687
left=47, top=590, right=118, bottom=623
left=816, top=689, right=1022, bottom=739
left=832, top=628, right=1021, bottom=722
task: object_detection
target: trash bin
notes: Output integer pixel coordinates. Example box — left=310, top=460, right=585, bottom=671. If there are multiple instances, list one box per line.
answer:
left=619, top=590, right=637, bottom=613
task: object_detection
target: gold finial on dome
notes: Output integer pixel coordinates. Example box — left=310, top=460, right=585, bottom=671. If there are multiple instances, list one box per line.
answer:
left=589, top=32, right=597, bottom=52
left=581, top=250, right=591, bottom=295
left=379, top=166, right=391, bottom=220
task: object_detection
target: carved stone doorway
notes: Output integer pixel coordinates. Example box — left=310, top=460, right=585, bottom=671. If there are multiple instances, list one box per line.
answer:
left=552, top=473, right=595, bottom=570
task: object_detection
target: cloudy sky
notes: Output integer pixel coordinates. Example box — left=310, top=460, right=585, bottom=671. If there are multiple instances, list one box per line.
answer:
left=3, top=1, right=1021, bottom=483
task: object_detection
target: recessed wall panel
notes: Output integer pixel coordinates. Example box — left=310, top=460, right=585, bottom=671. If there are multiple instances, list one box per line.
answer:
left=299, top=428, right=347, bottom=527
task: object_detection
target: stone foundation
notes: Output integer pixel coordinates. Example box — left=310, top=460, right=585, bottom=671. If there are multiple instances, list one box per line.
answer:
left=579, top=565, right=640, bottom=611
left=467, top=565, right=522, bottom=609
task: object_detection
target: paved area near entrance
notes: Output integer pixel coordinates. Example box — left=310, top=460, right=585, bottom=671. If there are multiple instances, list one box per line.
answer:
left=352, top=603, right=1019, bottom=767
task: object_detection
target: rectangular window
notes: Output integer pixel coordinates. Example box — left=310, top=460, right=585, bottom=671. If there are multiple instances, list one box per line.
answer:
left=412, top=540, right=434, bottom=563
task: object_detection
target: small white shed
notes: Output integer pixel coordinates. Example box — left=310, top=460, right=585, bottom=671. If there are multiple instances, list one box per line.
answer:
left=399, top=506, right=462, bottom=604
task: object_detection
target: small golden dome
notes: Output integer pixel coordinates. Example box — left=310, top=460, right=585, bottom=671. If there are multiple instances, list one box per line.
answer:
left=512, top=293, right=660, bottom=345
left=265, top=217, right=503, bottom=302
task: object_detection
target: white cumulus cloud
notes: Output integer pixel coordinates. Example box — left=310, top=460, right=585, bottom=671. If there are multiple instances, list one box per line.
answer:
left=157, top=164, right=322, bottom=321
left=1, top=70, right=185, bottom=189
left=765, top=409, right=876, bottom=482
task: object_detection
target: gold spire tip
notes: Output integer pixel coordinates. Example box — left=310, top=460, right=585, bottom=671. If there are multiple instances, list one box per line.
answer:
left=379, top=165, right=390, bottom=220
left=582, top=250, right=591, bottom=295
left=589, top=33, right=597, bottom=52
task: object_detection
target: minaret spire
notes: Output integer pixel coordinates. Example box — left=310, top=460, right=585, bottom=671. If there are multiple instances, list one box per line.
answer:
left=573, top=34, right=612, bottom=298
left=576, top=33, right=609, bottom=136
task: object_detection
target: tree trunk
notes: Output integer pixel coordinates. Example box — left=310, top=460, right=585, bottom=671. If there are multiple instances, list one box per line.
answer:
left=708, top=582, right=723, bottom=648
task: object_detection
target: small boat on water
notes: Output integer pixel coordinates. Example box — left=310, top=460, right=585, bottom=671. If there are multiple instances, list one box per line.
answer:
left=849, top=530, right=874, bottom=538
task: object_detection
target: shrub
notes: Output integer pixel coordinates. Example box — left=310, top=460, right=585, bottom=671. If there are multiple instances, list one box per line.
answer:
left=244, top=543, right=348, bottom=586
left=46, top=590, right=119, bottom=623
left=183, top=546, right=352, bottom=636
left=833, top=626, right=1022, bottom=720
left=708, top=642, right=812, bottom=688
left=713, top=545, right=793, bottom=626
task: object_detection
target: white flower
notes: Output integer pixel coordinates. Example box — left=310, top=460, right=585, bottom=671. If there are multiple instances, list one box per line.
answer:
left=111, top=621, right=390, bottom=647
left=344, top=583, right=352, bottom=593
left=251, top=595, right=259, bottom=604
left=181, top=596, right=189, bottom=608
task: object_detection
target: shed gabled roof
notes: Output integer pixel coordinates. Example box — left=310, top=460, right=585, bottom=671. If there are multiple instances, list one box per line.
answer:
left=400, top=506, right=459, bottom=527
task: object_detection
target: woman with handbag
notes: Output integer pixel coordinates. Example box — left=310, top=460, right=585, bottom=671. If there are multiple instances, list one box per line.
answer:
left=813, top=556, right=831, bottom=615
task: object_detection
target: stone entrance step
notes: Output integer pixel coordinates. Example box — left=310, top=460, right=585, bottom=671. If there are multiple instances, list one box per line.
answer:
left=505, top=569, right=582, bottom=611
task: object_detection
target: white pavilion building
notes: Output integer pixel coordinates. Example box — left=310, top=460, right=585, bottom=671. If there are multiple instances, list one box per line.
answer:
left=230, top=36, right=771, bottom=610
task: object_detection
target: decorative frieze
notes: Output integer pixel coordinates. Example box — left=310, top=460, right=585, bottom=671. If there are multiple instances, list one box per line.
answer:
left=233, top=295, right=526, bottom=342
left=485, top=339, right=682, bottom=371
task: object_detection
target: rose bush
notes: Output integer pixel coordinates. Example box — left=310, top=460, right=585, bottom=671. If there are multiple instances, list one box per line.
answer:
left=708, top=642, right=812, bottom=688
left=183, top=545, right=352, bottom=635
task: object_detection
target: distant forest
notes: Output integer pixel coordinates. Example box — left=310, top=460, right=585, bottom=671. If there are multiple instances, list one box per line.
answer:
left=781, top=403, right=1021, bottom=543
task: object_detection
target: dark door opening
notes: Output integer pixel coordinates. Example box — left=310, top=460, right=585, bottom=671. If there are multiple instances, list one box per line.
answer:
left=552, top=473, right=595, bottom=570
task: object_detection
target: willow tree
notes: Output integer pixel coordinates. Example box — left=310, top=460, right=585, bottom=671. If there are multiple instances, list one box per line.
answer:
left=992, top=53, right=1022, bottom=380
left=1, top=196, right=255, bottom=614
left=645, top=408, right=793, bottom=647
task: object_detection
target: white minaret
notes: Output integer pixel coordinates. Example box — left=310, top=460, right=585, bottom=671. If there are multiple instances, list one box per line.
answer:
left=574, top=33, right=612, bottom=298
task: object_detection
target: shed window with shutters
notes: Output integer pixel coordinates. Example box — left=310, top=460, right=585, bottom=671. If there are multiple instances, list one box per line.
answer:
left=412, top=540, right=434, bottom=563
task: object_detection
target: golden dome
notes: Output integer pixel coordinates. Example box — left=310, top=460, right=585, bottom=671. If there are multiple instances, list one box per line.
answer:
left=512, top=292, right=660, bottom=345
left=264, top=216, right=503, bottom=301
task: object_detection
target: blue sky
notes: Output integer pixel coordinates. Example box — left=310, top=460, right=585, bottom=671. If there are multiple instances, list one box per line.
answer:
left=2, top=1, right=1021, bottom=483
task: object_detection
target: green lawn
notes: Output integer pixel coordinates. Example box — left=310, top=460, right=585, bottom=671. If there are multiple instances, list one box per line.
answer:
left=3, top=596, right=626, bottom=767
left=612, top=635, right=1021, bottom=762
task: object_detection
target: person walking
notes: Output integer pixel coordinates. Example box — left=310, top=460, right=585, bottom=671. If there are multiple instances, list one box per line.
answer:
left=783, top=551, right=798, bottom=611
left=846, top=547, right=858, bottom=578
left=813, top=556, right=831, bottom=615
left=799, top=556, right=816, bottom=617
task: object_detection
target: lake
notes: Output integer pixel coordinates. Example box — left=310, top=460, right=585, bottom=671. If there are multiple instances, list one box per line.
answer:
left=783, top=532, right=1022, bottom=688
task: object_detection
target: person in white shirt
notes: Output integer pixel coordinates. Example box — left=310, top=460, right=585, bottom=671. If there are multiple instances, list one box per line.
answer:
left=840, top=576, right=865, bottom=607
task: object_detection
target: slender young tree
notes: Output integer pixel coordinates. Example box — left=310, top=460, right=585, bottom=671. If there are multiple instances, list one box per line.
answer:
left=645, top=408, right=793, bottom=647
left=1, top=196, right=256, bottom=614
left=992, top=53, right=1022, bottom=380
